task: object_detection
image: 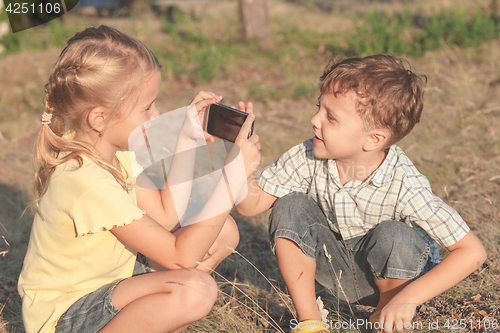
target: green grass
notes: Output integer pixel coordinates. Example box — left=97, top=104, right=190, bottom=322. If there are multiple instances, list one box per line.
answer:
left=4, top=2, right=497, bottom=85
left=0, top=185, right=33, bottom=332
left=347, top=9, right=411, bottom=56
left=346, top=2, right=500, bottom=57
left=3, top=1, right=497, bottom=83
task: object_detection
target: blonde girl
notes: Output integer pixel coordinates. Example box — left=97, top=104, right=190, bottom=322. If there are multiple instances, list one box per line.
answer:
left=18, top=25, right=260, bottom=333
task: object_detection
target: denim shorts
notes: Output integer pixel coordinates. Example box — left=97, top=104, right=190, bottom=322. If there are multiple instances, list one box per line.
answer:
left=54, top=253, right=152, bottom=333
left=269, top=192, right=436, bottom=307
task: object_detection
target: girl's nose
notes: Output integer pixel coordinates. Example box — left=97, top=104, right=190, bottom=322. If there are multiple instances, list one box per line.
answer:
left=151, top=106, right=160, bottom=119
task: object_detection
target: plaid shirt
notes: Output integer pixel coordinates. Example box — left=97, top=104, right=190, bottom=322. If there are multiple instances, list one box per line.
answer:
left=258, top=139, right=469, bottom=257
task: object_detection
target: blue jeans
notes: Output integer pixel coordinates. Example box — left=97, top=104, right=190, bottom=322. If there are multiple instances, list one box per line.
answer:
left=269, top=192, right=435, bottom=307
left=54, top=253, right=152, bottom=333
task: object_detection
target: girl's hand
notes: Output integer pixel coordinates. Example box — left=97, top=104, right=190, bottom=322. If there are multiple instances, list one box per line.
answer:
left=379, top=302, right=416, bottom=333
left=184, top=91, right=222, bottom=142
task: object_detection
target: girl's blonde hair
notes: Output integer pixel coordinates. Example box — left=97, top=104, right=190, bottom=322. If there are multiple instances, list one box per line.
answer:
left=35, top=25, right=161, bottom=198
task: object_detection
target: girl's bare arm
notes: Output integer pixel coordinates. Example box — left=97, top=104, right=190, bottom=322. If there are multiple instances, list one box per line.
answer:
left=134, top=92, right=221, bottom=231
left=112, top=115, right=260, bottom=269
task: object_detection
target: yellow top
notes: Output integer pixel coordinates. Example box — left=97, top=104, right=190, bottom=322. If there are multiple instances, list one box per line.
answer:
left=18, top=150, right=146, bottom=333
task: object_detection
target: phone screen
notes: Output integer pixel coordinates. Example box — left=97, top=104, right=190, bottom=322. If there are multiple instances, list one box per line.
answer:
left=206, top=104, right=253, bottom=142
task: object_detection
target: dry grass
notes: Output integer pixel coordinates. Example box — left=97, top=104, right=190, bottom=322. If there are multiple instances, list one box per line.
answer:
left=1, top=0, right=499, bottom=332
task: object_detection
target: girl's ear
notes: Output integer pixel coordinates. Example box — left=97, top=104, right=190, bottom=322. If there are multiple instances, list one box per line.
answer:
left=87, top=107, right=107, bottom=133
left=363, top=128, right=390, bottom=152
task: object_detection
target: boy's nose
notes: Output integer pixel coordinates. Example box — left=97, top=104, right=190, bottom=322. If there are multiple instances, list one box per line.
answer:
left=310, top=112, right=321, bottom=130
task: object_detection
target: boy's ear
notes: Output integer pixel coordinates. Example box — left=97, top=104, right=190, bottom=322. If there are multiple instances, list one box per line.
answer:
left=363, top=128, right=390, bottom=151
left=87, top=107, right=107, bottom=133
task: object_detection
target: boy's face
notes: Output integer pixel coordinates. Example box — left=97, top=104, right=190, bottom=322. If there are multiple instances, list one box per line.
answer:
left=310, top=92, right=372, bottom=160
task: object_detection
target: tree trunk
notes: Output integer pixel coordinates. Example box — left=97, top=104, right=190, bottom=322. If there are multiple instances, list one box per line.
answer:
left=238, top=0, right=271, bottom=43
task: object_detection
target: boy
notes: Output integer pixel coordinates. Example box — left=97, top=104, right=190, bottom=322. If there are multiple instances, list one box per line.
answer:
left=236, top=54, right=486, bottom=333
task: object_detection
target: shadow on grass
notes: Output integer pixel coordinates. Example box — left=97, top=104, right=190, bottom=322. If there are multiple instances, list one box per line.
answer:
left=0, top=183, right=33, bottom=333
left=211, top=212, right=373, bottom=333
left=212, top=210, right=500, bottom=333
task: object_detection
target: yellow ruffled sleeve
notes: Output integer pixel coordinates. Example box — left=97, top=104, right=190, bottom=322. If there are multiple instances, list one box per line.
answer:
left=70, top=176, right=146, bottom=237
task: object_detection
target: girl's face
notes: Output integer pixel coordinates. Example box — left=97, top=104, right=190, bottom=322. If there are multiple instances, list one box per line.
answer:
left=105, top=71, right=161, bottom=148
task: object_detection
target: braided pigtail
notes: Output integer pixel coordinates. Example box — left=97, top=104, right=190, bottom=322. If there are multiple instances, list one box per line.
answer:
left=34, top=25, right=161, bottom=199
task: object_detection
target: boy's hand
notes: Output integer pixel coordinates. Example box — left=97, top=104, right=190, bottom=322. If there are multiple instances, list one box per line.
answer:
left=235, top=101, right=253, bottom=115
left=236, top=101, right=259, bottom=178
left=379, top=302, right=416, bottom=333
left=227, top=113, right=260, bottom=179
left=185, top=91, right=222, bottom=142
left=222, top=101, right=255, bottom=152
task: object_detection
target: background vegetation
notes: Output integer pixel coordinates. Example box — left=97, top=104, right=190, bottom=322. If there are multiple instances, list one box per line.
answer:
left=1, top=0, right=499, bottom=332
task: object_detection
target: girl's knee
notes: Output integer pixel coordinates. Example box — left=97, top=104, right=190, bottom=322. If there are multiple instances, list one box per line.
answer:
left=187, top=269, right=218, bottom=317
left=219, top=215, right=240, bottom=250
left=149, top=271, right=217, bottom=330
left=174, top=269, right=218, bottom=319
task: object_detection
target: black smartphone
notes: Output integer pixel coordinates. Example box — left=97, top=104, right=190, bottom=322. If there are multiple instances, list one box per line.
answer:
left=205, top=103, right=254, bottom=142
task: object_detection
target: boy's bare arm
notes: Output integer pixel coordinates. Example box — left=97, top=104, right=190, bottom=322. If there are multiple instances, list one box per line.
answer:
left=236, top=176, right=278, bottom=217
left=379, top=230, right=486, bottom=332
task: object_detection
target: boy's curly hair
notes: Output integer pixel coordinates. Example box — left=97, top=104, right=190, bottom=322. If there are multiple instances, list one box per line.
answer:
left=319, top=54, right=427, bottom=146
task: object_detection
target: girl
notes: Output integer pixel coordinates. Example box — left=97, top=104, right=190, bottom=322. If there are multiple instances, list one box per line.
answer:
left=18, top=25, right=261, bottom=333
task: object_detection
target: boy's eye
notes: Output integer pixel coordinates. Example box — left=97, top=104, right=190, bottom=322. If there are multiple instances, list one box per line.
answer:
left=327, top=113, right=336, bottom=121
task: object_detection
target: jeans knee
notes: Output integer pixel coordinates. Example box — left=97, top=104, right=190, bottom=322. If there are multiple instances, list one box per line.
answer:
left=372, top=221, right=400, bottom=246
left=271, top=192, right=312, bottom=220
left=367, top=221, right=428, bottom=278
left=372, top=221, right=425, bottom=252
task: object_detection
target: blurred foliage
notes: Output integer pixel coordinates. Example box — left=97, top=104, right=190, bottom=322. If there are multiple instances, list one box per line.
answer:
left=1, top=1, right=500, bottom=82
left=0, top=18, right=77, bottom=55
left=348, top=3, right=500, bottom=57
left=348, top=9, right=410, bottom=56
left=159, top=8, right=241, bottom=84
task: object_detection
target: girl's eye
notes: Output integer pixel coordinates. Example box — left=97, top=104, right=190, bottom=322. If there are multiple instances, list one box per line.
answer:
left=327, top=113, right=335, bottom=121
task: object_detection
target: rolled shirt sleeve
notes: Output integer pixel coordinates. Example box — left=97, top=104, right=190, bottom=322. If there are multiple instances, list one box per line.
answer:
left=402, top=188, right=470, bottom=248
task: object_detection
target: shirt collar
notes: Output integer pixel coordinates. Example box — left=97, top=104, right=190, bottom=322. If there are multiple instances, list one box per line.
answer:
left=367, top=145, right=398, bottom=187
left=326, top=145, right=398, bottom=188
